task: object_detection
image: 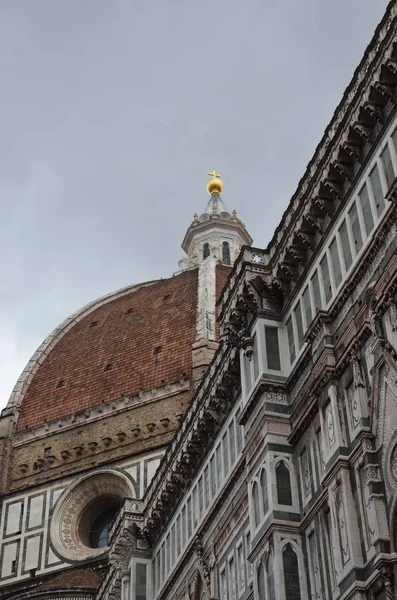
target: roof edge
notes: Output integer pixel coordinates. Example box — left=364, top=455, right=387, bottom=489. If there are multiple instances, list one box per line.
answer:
left=264, top=0, right=397, bottom=256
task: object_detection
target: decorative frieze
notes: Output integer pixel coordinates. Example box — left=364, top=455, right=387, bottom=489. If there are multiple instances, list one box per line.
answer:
left=12, top=380, right=190, bottom=447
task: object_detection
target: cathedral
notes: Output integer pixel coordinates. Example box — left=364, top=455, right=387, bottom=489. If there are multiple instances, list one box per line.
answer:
left=2, top=3, right=397, bottom=600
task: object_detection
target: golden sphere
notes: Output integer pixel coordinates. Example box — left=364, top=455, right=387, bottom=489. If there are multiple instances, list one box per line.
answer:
left=207, top=177, right=224, bottom=195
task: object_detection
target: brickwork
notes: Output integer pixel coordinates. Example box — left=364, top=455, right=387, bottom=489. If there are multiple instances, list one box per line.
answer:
left=39, top=566, right=103, bottom=588
left=215, top=264, right=231, bottom=309
left=17, top=270, right=199, bottom=431
left=11, top=389, right=189, bottom=491
left=216, top=264, right=231, bottom=310
left=0, top=440, right=11, bottom=496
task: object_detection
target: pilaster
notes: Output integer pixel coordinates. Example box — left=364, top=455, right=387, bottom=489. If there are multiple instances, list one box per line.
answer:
left=192, top=257, right=219, bottom=385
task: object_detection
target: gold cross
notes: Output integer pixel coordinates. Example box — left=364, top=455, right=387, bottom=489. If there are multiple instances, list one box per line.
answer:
left=208, top=170, right=221, bottom=179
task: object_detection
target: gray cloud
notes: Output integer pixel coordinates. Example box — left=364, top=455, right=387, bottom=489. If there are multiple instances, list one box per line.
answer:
left=0, top=0, right=389, bottom=409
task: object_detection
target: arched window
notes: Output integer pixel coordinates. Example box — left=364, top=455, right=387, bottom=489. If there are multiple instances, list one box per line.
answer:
left=260, top=469, right=269, bottom=516
left=203, top=243, right=210, bottom=260
left=222, top=241, right=231, bottom=265
left=276, top=461, right=293, bottom=506
left=283, top=544, right=301, bottom=600
left=257, top=562, right=266, bottom=600
left=252, top=481, right=261, bottom=528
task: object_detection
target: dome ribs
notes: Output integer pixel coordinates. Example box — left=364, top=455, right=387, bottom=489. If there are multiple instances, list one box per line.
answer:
left=17, top=269, right=199, bottom=431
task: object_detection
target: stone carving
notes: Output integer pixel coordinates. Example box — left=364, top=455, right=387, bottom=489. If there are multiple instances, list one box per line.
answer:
left=264, top=391, right=289, bottom=405
left=250, top=251, right=266, bottom=264
left=353, top=358, right=365, bottom=389
left=347, top=382, right=360, bottom=430
left=301, top=450, right=311, bottom=498
left=195, top=539, right=211, bottom=588
left=347, top=358, right=366, bottom=429
left=326, top=405, right=336, bottom=449
left=389, top=300, right=397, bottom=332
left=363, top=481, right=376, bottom=541
left=335, top=488, right=350, bottom=566
left=370, top=310, right=385, bottom=342
left=380, top=566, right=396, bottom=600
left=50, top=470, right=134, bottom=562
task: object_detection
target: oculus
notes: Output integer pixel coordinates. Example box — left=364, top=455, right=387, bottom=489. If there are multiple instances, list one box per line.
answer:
left=50, top=470, right=133, bottom=561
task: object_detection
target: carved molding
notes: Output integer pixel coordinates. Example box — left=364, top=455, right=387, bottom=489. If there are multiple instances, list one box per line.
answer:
left=50, top=470, right=134, bottom=562
left=218, top=11, right=397, bottom=322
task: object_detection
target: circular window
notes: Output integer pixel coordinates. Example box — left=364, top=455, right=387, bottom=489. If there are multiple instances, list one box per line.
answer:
left=50, top=470, right=133, bottom=562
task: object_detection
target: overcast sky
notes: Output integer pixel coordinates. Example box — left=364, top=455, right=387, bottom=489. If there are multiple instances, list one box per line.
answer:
left=0, top=0, right=390, bottom=412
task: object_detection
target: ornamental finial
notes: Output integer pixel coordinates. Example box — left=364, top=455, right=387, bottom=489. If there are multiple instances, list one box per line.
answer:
left=207, top=170, right=223, bottom=195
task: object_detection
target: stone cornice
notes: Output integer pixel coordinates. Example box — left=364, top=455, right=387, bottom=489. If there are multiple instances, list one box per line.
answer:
left=239, top=379, right=289, bottom=427
left=182, top=215, right=252, bottom=253
left=218, top=3, right=397, bottom=322
left=299, top=488, right=329, bottom=531
left=141, top=341, right=241, bottom=546
left=11, top=379, right=189, bottom=447
left=263, top=1, right=397, bottom=267
left=249, top=520, right=301, bottom=563
left=217, top=248, right=274, bottom=323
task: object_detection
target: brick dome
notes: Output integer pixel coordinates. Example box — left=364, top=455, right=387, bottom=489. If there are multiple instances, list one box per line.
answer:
left=14, top=265, right=231, bottom=432
left=16, top=270, right=200, bottom=432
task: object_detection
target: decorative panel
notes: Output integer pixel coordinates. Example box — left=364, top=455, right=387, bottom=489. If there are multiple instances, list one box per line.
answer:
left=26, top=494, right=45, bottom=531
left=22, top=533, right=43, bottom=574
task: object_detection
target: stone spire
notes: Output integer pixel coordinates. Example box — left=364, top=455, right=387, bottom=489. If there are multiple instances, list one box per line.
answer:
left=179, top=171, right=252, bottom=271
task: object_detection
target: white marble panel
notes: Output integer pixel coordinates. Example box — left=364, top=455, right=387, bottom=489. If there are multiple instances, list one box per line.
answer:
left=146, top=458, right=161, bottom=489
left=46, top=546, right=60, bottom=566
left=50, top=488, right=64, bottom=508
left=28, top=496, right=44, bottom=530
left=1, top=542, right=17, bottom=578
left=125, top=465, right=138, bottom=483
left=124, top=465, right=139, bottom=497
left=5, top=502, right=22, bottom=537
left=24, top=536, right=40, bottom=571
